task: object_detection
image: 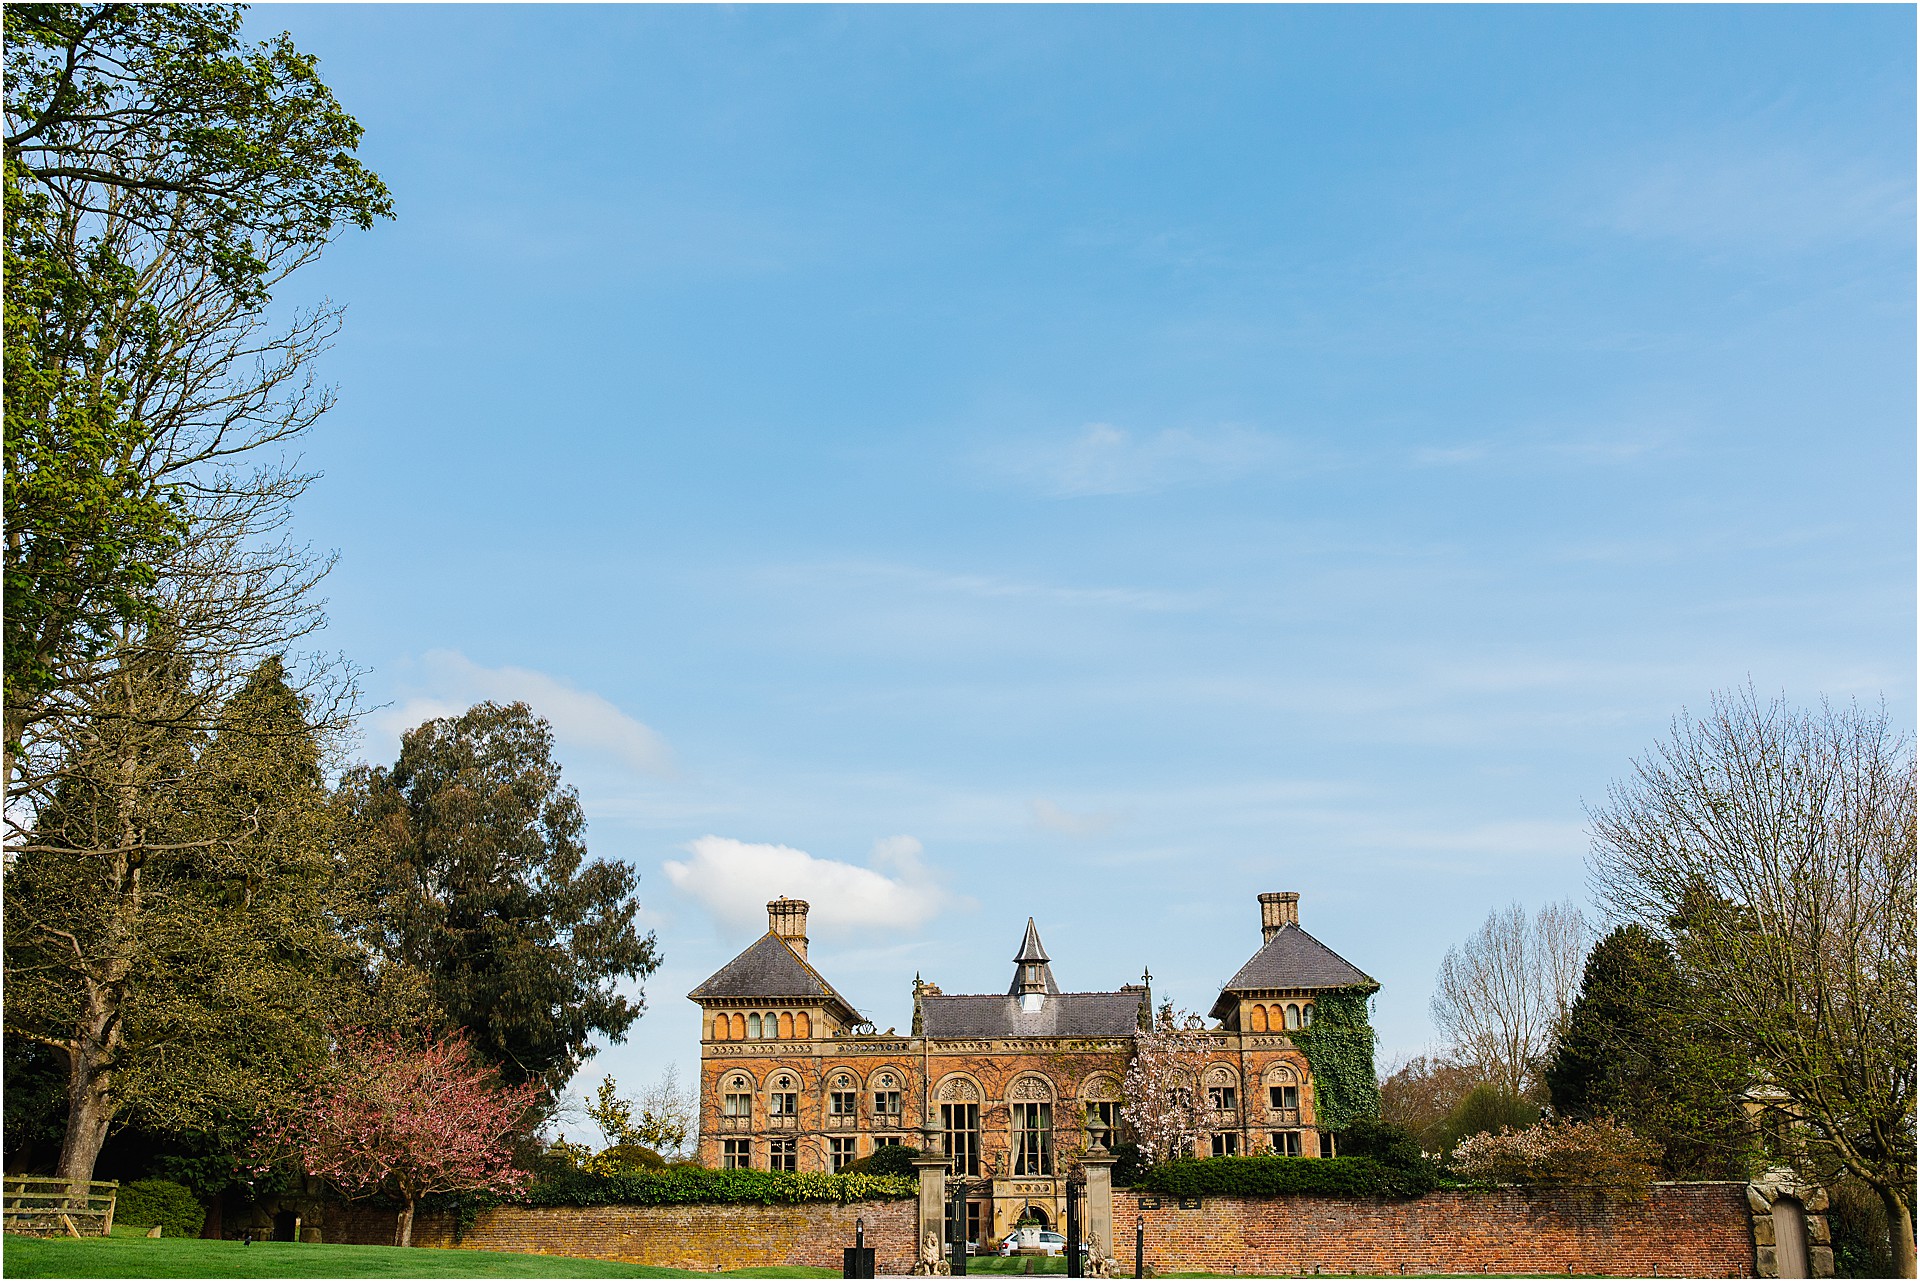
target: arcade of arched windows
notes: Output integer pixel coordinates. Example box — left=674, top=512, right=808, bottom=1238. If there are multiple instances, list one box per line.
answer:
left=1243, top=999, right=1314, bottom=1033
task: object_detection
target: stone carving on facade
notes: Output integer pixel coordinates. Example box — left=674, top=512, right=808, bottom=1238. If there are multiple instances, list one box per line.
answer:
left=1266, top=1064, right=1296, bottom=1084
left=936, top=1077, right=980, bottom=1103
left=1081, top=1075, right=1121, bottom=1102
left=1204, top=1065, right=1237, bottom=1088
left=911, top=1231, right=951, bottom=1275
left=1010, top=1075, right=1054, bottom=1101
left=1085, top=1236, right=1115, bottom=1278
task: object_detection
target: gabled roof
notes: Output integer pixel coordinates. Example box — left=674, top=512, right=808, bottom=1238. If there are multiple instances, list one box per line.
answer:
left=923, top=991, right=1143, bottom=1039
left=1208, top=923, right=1375, bottom=1020
left=687, top=932, right=864, bottom=1024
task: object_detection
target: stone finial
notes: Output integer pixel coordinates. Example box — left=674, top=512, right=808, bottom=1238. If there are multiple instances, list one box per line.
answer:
left=1259, top=892, right=1300, bottom=941
left=768, top=897, right=810, bottom=960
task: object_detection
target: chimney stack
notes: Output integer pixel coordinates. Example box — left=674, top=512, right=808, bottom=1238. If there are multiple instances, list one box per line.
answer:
left=768, top=897, right=810, bottom=960
left=1259, top=892, right=1300, bottom=942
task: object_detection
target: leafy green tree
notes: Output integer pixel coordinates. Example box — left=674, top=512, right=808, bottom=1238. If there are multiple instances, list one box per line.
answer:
left=1437, top=1083, right=1539, bottom=1153
left=342, top=702, right=661, bottom=1090
left=1545, top=924, right=1755, bottom=1178
left=3, top=2, right=390, bottom=821
left=3, top=655, right=353, bottom=1193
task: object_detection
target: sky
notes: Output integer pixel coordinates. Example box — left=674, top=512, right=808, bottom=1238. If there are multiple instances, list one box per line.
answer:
left=250, top=3, right=1913, bottom=1136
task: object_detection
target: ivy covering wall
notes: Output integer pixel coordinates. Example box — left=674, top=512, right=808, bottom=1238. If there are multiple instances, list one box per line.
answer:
left=1292, top=985, right=1381, bottom=1131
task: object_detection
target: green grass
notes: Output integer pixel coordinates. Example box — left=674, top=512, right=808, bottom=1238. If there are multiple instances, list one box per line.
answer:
left=1, top=1234, right=842, bottom=1279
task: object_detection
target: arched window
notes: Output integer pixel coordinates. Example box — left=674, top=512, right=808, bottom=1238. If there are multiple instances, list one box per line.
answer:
left=731, top=1013, right=746, bottom=1039
left=1284, top=1004, right=1301, bottom=1030
left=778, top=1011, right=794, bottom=1039
left=713, top=1012, right=731, bottom=1040
left=1248, top=1004, right=1269, bottom=1032
left=747, top=1012, right=763, bottom=1039
left=796, top=1011, right=812, bottom=1038
left=1268, top=1004, right=1283, bottom=1027
left=1301, top=1002, right=1314, bottom=1027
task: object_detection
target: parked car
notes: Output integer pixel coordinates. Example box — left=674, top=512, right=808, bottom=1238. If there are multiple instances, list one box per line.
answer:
left=999, top=1230, right=1074, bottom=1257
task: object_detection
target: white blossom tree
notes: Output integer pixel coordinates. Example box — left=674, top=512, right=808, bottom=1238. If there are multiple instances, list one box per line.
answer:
left=1121, top=1004, right=1213, bottom=1166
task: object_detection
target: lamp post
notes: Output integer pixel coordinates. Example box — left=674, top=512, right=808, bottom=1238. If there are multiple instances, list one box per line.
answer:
left=1134, top=1214, right=1144, bottom=1280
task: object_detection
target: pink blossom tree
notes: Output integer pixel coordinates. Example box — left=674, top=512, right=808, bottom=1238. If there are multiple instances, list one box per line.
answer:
left=256, top=1028, right=543, bottom=1246
left=1121, top=1004, right=1214, bottom=1167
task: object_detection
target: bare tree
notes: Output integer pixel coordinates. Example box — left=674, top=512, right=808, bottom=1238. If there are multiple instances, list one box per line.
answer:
left=1121, top=1004, right=1212, bottom=1166
left=1429, top=900, right=1593, bottom=1098
left=1589, top=688, right=1916, bottom=1276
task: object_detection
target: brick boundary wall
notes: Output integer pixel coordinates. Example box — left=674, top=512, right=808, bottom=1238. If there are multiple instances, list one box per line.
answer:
left=322, top=1198, right=919, bottom=1273
left=1124, top=1183, right=1755, bottom=1278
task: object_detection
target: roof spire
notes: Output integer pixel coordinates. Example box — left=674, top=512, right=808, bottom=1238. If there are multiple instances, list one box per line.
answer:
left=1009, top=918, right=1060, bottom=998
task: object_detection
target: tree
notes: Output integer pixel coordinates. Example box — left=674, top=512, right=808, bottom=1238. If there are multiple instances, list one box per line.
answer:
left=3, top=3, right=390, bottom=815
left=1545, top=925, right=1756, bottom=1178
left=256, top=1028, right=541, bottom=1248
left=1429, top=900, right=1592, bottom=1098
left=1120, top=1004, right=1212, bottom=1167
left=1379, top=1053, right=1479, bottom=1154
left=583, top=1066, right=693, bottom=1164
left=3, top=655, right=354, bottom=1199
left=1588, top=689, right=1916, bottom=1275
left=1448, top=1116, right=1662, bottom=1196
left=341, top=702, right=661, bottom=1090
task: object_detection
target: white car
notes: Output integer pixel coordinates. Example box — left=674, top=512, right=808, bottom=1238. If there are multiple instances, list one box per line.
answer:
left=1000, top=1230, right=1072, bottom=1257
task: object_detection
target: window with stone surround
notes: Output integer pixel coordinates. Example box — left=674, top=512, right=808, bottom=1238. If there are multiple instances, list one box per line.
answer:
left=874, top=1135, right=904, bottom=1150
left=829, top=1136, right=857, bottom=1172
left=1284, top=1003, right=1301, bottom=1030
left=1210, top=1133, right=1240, bottom=1156
left=769, top=1137, right=797, bottom=1171
left=874, top=1072, right=903, bottom=1121
left=1207, top=1084, right=1236, bottom=1111
left=724, top=1075, right=753, bottom=1118
left=748, top=1012, right=763, bottom=1039
left=1269, top=1084, right=1298, bottom=1112
left=723, top=1139, right=751, bottom=1169
left=1271, top=1130, right=1302, bottom=1157
left=770, top=1073, right=799, bottom=1118
left=1011, top=1102, right=1052, bottom=1176
left=942, top=1102, right=980, bottom=1176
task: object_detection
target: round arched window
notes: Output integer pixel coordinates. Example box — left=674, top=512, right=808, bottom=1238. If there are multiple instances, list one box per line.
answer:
left=1301, top=1002, right=1314, bottom=1026
left=747, top=1012, right=763, bottom=1038
left=1284, top=1003, right=1301, bottom=1029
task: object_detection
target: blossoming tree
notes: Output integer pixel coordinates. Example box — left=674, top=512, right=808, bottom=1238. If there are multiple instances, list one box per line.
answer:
left=1121, top=1004, right=1214, bottom=1166
left=257, top=1028, right=542, bottom=1246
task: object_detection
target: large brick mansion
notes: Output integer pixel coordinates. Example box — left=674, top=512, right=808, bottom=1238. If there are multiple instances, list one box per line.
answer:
left=688, top=891, right=1375, bottom=1244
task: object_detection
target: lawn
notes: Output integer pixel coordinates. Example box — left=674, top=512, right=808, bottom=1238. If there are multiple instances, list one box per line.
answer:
left=1, top=1234, right=843, bottom=1279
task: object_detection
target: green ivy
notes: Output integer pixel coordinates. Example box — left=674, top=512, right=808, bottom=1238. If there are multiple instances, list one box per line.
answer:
left=1292, top=986, right=1381, bottom=1132
left=517, top=1168, right=918, bottom=1208
left=1137, top=1155, right=1436, bottom=1199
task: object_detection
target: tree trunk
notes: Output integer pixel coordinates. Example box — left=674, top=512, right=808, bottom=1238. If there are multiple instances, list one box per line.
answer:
left=201, top=1194, right=224, bottom=1239
left=1878, top=1183, right=1916, bottom=1279
left=53, top=977, right=124, bottom=1204
left=397, top=1198, right=415, bottom=1249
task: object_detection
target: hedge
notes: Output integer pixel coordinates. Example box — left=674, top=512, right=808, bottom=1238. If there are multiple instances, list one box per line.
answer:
left=1135, top=1155, right=1438, bottom=1199
left=519, top=1167, right=917, bottom=1208
left=115, top=1179, right=207, bottom=1238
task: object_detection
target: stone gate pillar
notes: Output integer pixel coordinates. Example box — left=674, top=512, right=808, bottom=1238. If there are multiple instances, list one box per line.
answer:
left=1079, top=1140, right=1117, bottom=1268
left=911, top=1146, right=950, bottom=1274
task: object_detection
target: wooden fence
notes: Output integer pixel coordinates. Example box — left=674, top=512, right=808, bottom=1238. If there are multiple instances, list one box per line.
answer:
left=2, top=1177, right=118, bottom=1237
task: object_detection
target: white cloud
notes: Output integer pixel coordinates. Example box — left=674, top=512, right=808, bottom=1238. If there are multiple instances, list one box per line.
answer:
left=1029, top=798, right=1119, bottom=839
left=662, top=834, right=966, bottom=936
left=367, top=649, right=672, bottom=775
left=996, top=423, right=1284, bottom=497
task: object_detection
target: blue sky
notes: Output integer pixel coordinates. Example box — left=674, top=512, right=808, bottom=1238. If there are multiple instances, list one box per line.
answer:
left=256, top=4, right=1912, bottom=1130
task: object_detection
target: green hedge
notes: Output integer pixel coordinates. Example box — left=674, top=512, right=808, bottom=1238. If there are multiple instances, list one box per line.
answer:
left=1135, top=1155, right=1437, bottom=1199
left=115, top=1179, right=206, bottom=1238
left=520, top=1167, right=918, bottom=1208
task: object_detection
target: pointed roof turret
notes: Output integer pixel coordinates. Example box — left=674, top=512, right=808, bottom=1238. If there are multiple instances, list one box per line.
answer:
left=1008, top=918, right=1061, bottom=997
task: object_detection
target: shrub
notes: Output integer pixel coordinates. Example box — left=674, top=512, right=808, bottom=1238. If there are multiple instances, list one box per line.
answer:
left=1447, top=1117, right=1660, bottom=1196
left=519, top=1166, right=917, bottom=1207
left=1438, top=1084, right=1539, bottom=1153
left=115, top=1179, right=205, bottom=1239
left=843, top=1144, right=924, bottom=1178
left=1136, top=1155, right=1437, bottom=1199
left=584, top=1144, right=666, bottom=1175
left=1107, top=1142, right=1144, bottom=1188
left=1829, top=1175, right=1896, bottom=1279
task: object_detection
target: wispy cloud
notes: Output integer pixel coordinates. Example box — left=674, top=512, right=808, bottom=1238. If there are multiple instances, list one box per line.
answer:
left=367, top=649, right=673, bottom=775
left=991, top=423, right=1287, bottom=497
left=780, top=561, right=1209, bottom=614
left=1028, top=797, right=1120, bottom=839
left=1584, top=147, right=1911, bottom=253
left=662, top=834, right=970, bottom=936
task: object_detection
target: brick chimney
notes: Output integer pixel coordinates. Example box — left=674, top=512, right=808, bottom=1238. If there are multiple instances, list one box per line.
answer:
left=1259, top=892, right=1299, bottom=942
left=768, top=897, right=810, bottom=959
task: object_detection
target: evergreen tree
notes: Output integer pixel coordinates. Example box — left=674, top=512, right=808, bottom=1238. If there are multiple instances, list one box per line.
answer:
left=341, top=701, right=660, bottom=1090
left=1545, top=924, right=1755, bottom=1178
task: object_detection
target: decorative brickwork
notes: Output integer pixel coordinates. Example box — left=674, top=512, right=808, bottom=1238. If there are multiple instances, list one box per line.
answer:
left=1121, top=1184, right=1756, bottom=1277
left=322, top=1198, right=918, bottom=1272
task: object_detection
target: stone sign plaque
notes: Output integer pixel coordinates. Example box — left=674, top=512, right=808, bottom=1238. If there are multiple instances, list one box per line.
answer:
left=1135, top=1197, right=1160, bottom=1210
left=1178, top=1197, right=1203, bottom=1211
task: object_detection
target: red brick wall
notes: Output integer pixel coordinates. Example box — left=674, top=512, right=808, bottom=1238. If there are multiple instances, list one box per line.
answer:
left=1123, top=1184, right=1755, bottom=1278
left=322, top=1199, right=917, bottom=1273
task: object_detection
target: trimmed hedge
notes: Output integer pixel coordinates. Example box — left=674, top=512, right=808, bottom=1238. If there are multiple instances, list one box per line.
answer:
left=520, top=1167, right=917, bottom=1208
left=115, top=1179, right=206, bottom=1239
left=1135, top=1155, right=1438, bottom=1199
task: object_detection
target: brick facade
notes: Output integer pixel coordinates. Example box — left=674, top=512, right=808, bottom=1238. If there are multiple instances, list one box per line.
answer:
left=323, top=1198, right=918, bottom=1272
left=1125, top=1184, right=1756, bottom=1277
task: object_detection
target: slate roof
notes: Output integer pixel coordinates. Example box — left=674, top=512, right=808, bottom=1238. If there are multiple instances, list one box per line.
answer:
left=922, top=991, right=1144, bottom=1039
left=1208, top=922, right=1375, bottom=1020
left=687, top=932, right=864, bottom=1023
